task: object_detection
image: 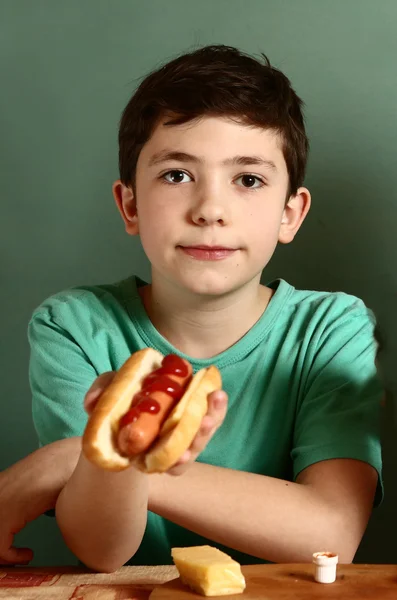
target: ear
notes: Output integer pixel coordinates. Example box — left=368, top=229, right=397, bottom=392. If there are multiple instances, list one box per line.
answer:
left=278, top=187, right=311, bottom=244
left=112, top=180, right=139, bottom=236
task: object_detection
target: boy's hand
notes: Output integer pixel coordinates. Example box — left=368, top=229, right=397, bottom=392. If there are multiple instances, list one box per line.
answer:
left=166, top=390, right=228, bottom=475
left=84, top=373, right=228, bottom=475
left=0, top=437, right=81, bottom=566
left=0, top=469, right=34, bottom=565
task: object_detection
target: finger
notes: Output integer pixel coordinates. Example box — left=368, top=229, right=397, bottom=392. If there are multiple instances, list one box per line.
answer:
left=187, top=393, right=227, bottom=456
left=188, top=418, right=217, bottom=457
left=167, top=393, right=228, bottom=476
left=167, top=451, right=192, bottom=476
left=167, top=392, right=228, bottom=475
left=84, top=372, right=116, bottom=414
left=0, top=546, right=33, bottom=565
left=206, top=390, right=228, bottom=424
left=191, top=390, right=227, bottom=441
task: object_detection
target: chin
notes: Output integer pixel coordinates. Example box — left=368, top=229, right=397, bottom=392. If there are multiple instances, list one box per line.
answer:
left=178, top=273, right=246, bottom=298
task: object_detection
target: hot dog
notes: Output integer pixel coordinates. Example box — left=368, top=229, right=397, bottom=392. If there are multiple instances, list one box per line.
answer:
left=117, top=355, right=193, bottom=456
left=82, top=348, right=221, bottom=473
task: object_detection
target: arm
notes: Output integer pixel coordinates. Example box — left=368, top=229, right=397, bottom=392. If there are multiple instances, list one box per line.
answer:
left=148, top=458, right=377, bottom=563
left=54, top=373, right=227, bottom=572
left=55, top=375, right=229, bottom=572
left=149, top=301, right=382, bottom=564
left=55, top=452, right=148, bottom=573
left=54, top=371, right=149, bottom=572
left=27, top=307, right=150, bottom=571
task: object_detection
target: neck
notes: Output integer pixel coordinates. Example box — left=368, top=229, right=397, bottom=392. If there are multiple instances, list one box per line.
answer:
left=139, top=273, right=273, bottom=359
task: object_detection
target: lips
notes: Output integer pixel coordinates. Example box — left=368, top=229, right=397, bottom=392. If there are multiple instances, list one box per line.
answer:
left=178, top=245, right=237, bottom=261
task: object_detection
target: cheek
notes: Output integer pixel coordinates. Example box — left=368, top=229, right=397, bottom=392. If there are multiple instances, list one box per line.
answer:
left=137, top=199, right=178, bottom=256
left=245, top=202, right=284, bottom=245
left=137, top=183, right=188, bottom=231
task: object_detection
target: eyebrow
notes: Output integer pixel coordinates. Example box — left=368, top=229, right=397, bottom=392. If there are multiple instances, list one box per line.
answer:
left=148, top=150, right=277, bottom=171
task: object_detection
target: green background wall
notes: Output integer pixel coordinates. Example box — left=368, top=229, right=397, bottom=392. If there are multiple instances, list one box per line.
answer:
left=1, top=0, right=396, bottom=565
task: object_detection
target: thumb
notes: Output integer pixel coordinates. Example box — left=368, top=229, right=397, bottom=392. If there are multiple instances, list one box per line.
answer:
left=0, top=546, right=33, bottom=565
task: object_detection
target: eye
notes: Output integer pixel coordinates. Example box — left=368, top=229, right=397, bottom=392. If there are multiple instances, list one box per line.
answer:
left=235, top=174, right=264, bottom=189
left=162, top=170, right=193, bottom=184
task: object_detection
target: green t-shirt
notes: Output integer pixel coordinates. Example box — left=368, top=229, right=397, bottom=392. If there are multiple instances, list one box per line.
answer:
left=28, top=276, right=383, bottom=565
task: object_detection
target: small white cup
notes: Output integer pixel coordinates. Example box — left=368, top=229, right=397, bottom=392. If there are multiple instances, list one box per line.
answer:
left=312, top=551, right=339, bottom=583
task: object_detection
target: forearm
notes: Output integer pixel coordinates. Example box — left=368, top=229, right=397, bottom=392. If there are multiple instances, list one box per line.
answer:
left=149, top=463, right=359, bottom=563
left=1, top=437, right=81, bottom=516
left=56, top=453, right=148, bottom=572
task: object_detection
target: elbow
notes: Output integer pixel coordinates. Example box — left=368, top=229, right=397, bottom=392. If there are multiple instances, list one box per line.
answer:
left=80, top=556, right=125, bottom=574
left=59, top=531, right=138, bottom=573
left=55, top=500, right=145, bottom=573
left=319, top=512, right=364, bottom=565
left=333, top=543, right=357, bottom=565
left=333, top=547, right=354, bottom=565
left=56, top=514, right=140, bottom=574
left=59, top=527, right=140, bottom=573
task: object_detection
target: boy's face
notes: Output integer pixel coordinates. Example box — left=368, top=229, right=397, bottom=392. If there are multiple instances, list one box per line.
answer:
left=114, top=116, right=310, bottom=298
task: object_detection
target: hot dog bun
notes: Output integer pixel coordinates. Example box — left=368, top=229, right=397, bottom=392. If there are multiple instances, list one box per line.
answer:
left=82, top=348, right=221, bottom=473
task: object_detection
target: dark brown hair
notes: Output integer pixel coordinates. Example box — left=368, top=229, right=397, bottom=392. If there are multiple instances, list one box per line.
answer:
left=118, top=45, right=309, bottom=195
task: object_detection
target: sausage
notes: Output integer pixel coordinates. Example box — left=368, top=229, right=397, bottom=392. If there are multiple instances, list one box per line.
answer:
left=117, top=356, right=192, bottom=457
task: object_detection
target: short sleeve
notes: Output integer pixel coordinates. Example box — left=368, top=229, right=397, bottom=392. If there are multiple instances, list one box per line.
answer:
left=28, top=307, right=98, bottom=446
left=291, top=301, right=383, bottom=504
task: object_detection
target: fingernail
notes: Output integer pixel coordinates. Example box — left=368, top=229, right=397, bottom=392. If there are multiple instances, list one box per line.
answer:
left=175, top=451, right=190, bottom=465
left=214, top=396, right=226, bottom=409
left=201, top=424, right=212, bottom=434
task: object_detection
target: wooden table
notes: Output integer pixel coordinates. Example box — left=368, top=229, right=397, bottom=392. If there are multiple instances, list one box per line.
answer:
left=0, top=563, right=396, bottom=599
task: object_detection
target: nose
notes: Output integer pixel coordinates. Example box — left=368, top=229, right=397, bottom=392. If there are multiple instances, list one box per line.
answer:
left=190, top=185, right=228, bottom=227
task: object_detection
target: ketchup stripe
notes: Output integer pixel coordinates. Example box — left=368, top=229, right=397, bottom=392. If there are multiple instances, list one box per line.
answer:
left=119, top=355, right=190, bottom=429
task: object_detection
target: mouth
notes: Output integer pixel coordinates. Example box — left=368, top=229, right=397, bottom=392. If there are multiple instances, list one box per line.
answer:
left=177, top=245, right=238, bottom=261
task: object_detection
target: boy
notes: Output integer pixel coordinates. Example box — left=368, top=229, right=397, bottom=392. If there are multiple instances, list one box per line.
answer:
left=0, top=45, right=382, bottom=571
